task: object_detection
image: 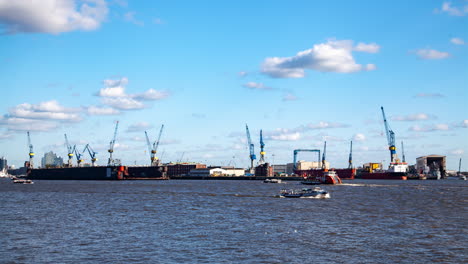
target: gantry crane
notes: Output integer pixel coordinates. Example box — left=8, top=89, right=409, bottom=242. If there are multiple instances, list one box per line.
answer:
left=64, top=134, right=75, bottom=167
left=322, top=141, right=327, bottom=170
left=74, top=146, right=85, bottom=167
left=27, top=131, right=34, bottom=168
left=293, top=149, right=320, bottom=170
left=84, top=144, right=98, bottom=166
left=108, top=121, right=119, bottom=166
left=348, top=141, right=353, bottom=169
left=245, top=124, right=256, bottom=173
left=259, top=129, right=265, bottom=165
left=381, top=106, right=399, bottom=163
left=145, top=124, right=164, bottom=166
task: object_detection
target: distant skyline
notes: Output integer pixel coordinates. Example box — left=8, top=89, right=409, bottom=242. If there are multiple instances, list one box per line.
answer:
left=1, top=0, right=467, bottom=170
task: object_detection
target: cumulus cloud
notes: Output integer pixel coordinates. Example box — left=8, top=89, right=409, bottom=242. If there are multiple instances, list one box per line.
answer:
left=437, top=2, right=468, bottom=16
left=457, top=119, right=468, bottom=128
left=243, top=82, right=272, bottom=90
left=126, top=122, right=153, bottom=132
left=415, top=49, right=450, bottom=60
left=409, top=124, right=450, bottom=132
left=0, top=116, right=59, bottom=131
left=414, top=93, right=445, bottom=98
left=265, top=128, right=301, bottom=141
left=353, top=133, right=366, bottom=141
left=238, top=71, right=248, bottom=77
left=7, top=100, right=81, bottom=122
left=86, top=106, right=120, bottom=115
left=450, top=37, right=465, bottom=45
left=391, top=113, right=436, bottom=121
left=97, top=77, right=169, bottom=110
left=261, top=39, right=379, bottom=78
left=450, top=149, right=464, bottom=155
left=0, top=0, right=108, bottom=34
left=303, top=121, right=349, bottom=130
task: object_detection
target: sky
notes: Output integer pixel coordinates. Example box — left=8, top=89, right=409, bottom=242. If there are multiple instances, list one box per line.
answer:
left=0, top=0, right=467, bottom=170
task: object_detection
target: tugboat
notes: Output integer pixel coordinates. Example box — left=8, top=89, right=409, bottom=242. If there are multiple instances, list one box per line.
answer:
left=279, top=187, right=330, bottom=199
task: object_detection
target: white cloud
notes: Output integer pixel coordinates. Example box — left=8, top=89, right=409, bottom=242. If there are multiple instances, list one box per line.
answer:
left=238, top=71, right=248, bottom=77
left=126, top=122, right=153, bottom=132
left=353, top=133, right=366, bottom=141
left=409, top=124, right=450, bottom=132
left=353, top=42, right=381, bottom=53
left=0, top=0, right=108, bottom=34
left=134, top=89, right=170, bottom=100
left=261, top=39, right=379, bottom=78
left=450, top=37, right=465, bottom=45
left=87, top=106, right=120, bottom=115
left=414, top=93, right=445, bottom=98
left=450, top=149, right=464, bottom=155
left=243, top=82, right=271, bottom=90
left=439, top=2, right=468, bottom=16
left=7, top=100, right=81, bottom=122
left=304, top=121, right=349, bottom=130
left=102, top=97, right=145, bottom=110
left=391, top=113, right=436, bottom=121
left=124, top=11, right=143, bottom=26
left=282, top=93, right=297, bottom=101
left=415, top=49, right=450, bottom=60
left=0, top=116, right=58, bottom=131
left=266, top=129, right=301, bottom=141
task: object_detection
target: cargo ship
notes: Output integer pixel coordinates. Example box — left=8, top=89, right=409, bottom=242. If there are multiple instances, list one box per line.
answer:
left=297, top=169, right=342, bottom=184
left=126, top=166, right=168, bottom=180
left=27, top=166, right=128, bottom=180
left=357, top=162, right=408, bottom=180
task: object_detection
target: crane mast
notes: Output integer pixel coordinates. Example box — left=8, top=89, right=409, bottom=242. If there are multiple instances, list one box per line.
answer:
left=145, top=124, right=164, bottom=166
left=84, top=144, right=98, bottom=166
left=108, top=121, right=119, bottom=166
left=381, top=106, right=398, bottom=163
left=245, top=124, right=256, bottom=173
left=27, top=131, right=34, bottom=168
left=401, top=141, right=406, bottom=163
left=322, top=141, right=327, bottom=170
left=64, top=134, right=75, bottom=167
left=75, top=146, right=85, bottom=167
left=259, top=129, right=265, bottom=165
left=348, top=141, right=353, bottom=169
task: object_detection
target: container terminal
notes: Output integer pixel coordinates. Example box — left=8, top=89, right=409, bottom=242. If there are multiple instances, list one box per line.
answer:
left=5, top=107, right=462, bottom=181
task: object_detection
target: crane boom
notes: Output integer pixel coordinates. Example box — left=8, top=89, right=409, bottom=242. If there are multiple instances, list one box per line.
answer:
left=64, top=134, right=75, bottom=167
left=27, top=131, right=34, bottom=168
left=293, top=149, right=320, bottom=170
left=259, top=129, right=265, bottom=164
left=348, top=141, right=353, bottom=169
left=322, top=141, right=327, bottom=170
left=381, top=106, right=398, bottom=163
left=108, top=121, right=119, bottom=166
left=74, top=146, right=84, bottom=167
left=145, top=124, right=164, bottom=166
left=401, top=141, right=406, bottom=163
left=84, top=144, right=98, bottom=166
left=245, top=124, right=256, bottom=173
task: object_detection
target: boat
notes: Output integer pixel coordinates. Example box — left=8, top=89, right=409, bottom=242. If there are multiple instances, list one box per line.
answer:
left=13, top=179, right=34, bottom=184
left=279, top=187, right=330, bottom=199
left=264, top=178, right=282, bottom=183
left=27, top=166, right=129, bottom=180
left=358, top=163, right=408, bottom=180
left=300, top=170, right=342, bottom=184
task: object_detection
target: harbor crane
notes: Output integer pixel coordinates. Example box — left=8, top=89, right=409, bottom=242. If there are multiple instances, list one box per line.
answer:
left=348, top=141, right=353, bottom=169
left=145, top=124, right=164, bottom=166
left=27, top=131, right=34, bottom=168
left=401, top=141, right=406, bottom=163
left=108, top=121, right=119, bottom=166
left=322, top=141, right=327, bottom=170
left=259, top=130, right=265, bottom=165
left=381, top=106, right=399, bottom=163
left=74, top=146, right=85, bottom=167
left=64, top=134, right=75, bottom=167
left=245, top=124, right=256, bottom=173
left=293, top=149, right=320, bottom=170
left=84, top=144, right=98, bottom=166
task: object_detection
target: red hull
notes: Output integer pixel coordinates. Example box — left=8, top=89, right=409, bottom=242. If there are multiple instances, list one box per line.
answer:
left=295, top=168, right=355, bottom=179
left=360, top=172, right=407, bottom=180
left=295, top=169, right=342, bottom=184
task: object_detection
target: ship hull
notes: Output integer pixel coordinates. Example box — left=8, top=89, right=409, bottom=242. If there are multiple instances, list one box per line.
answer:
left=126, top=166, right=168, bottom=180
left=27, top=166, right=127, bottom=180
left=359, top=172, right=407, bottom=180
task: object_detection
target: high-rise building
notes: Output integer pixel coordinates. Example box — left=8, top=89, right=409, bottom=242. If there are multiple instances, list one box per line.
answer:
left=41, top=151, right=64, bottom=168
left=0, top=157, right=7, bottom=170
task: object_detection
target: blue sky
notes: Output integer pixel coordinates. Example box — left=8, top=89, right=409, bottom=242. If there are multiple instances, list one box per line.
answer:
left=0, top=0, right=467, bottom=170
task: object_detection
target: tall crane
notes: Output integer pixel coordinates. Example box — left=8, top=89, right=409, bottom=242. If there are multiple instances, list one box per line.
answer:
left=74, top=146, right=85, bottom=167
left=245, top=124, right=256, bottom=173
left=145, top=124, right=164, bottom=166
left=27, top=131, right=34, bottom=168
left=84, top=144, right=98, bottom=166
left=108, top=121, right=119, bottom=166
left=322, top=141, right=327, bottom=170
left=64, top=134, right=75, bottom=167
left=401, top=141, right=406, bottom=163
left=381, top=106, right=399, bottom=163
left=259, top=129, right=265, bottom=165
left=348, top=141, right=353, bottom=169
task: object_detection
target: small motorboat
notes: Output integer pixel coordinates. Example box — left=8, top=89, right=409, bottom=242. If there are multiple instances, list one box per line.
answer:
left=279, top=187, right=330, bottom=199
left=264, top=178, right=282, bottom=183
left=12, top=179, right=34, bottom=184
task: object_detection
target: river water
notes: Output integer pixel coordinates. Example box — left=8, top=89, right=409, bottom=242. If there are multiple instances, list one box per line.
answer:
left=0, top=179, right=466, bottom=263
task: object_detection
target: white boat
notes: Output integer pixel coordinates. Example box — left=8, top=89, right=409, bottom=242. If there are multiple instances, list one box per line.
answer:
left=264, top=178, right=282, bottom=183
left=279, top=187, right=330, bottom=199
left=12, top=179, right=34, bottom=184
left=0, top=168, right=9, bottom=178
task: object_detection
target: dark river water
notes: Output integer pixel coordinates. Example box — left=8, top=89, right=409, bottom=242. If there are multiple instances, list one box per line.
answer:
left=1, top=179, right=466, bottom=263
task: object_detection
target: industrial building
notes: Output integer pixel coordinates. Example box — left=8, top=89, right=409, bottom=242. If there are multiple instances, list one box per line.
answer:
left=188, top=167, right=245, bottom=177
left=0, top=157, right=7, bottom=171
left=166, top=163, right=207, bottom=177
left=286, top=161, right=330, bottom=175
left=416, top=155, right=446, bottom=179
left=41, top=151, right=64, bottom=168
